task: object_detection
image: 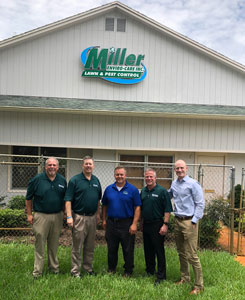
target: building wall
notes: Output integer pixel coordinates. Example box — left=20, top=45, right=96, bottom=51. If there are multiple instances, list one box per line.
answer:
left=0, top=10, right=245, bottom=106
left=1, top=110, right=245, bottom=153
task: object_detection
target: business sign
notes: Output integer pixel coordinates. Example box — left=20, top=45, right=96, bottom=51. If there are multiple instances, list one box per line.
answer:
left=81, top=46, right=147, bottom=84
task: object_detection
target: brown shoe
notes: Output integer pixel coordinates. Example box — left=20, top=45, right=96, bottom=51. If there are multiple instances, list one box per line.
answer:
left=189, top=288, right=204, bottom=295
left=175, top=279, right=188, bottom=285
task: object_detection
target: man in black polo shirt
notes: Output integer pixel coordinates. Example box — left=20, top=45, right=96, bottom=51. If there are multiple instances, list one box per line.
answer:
left=141, top=168, right=172, bottom=285
left=65, top=156, right=102, bottom=278
left=26, top=157, right=67, bottom=278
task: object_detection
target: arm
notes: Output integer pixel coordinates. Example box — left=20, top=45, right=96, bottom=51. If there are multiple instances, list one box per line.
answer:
left=102, top=205, right=107, bottom=230
left=129, top=206, right=141, bottom=235
left=25, top=200, right=33, bottom=225
left=65, top=201, right=73, bottom=227
left=159, top=212, right=170, bottom=235
left=96, top=200, right=101, bottom=225
left=192, top=182, right=205, bottom=224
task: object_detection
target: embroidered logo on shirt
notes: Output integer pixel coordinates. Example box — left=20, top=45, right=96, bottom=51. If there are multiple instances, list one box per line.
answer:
left=58, top=184, right=64, bottom=188
left=93, top=184, right=98, bottom=188
left=123, top=191, right=128, bottom=195
left=152, top=194, right=159, bottom=197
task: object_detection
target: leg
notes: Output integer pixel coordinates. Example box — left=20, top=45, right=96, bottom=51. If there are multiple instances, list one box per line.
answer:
left=184, top=221, right=204, bottom=289
left=71, top=214, right=86, bottom=277
left=143, top=223, right=156, bottom=275
left=105, top=219, right=120, bottom=272
left=119, top=220, right=135, bottom=274
left=32, top=212, right=49, bottom=277
left=47, top=211, right=63, bottom=273
left=151, top=221, right=166, bottom=280
left=83, top=215, right=96, bottom=272
left=174, top=218, right=190, bottom=282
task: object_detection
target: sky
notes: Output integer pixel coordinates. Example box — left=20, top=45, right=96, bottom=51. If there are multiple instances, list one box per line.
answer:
left=1, top=0, right=245, bottom=65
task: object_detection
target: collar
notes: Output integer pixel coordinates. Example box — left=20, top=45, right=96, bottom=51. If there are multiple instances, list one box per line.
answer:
left=145, top=183, right=158, bottom=192
left=177, top=175, right=189, bottom=183
left=112, top=180, right=128, bottom=190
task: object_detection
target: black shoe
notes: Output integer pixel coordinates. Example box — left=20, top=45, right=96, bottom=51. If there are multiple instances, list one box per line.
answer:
left=123, top=272, right=132, bottom=277
left=87, top=271, right=97, bottom=276
left=108, top=269, right=116, bottom=274
left=154, top=278, right=165, bottom=286
left=146, top=272, right=155, bottom=276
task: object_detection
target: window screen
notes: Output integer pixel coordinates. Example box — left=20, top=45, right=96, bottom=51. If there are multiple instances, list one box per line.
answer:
left=117, top=18, right=126, bottom=32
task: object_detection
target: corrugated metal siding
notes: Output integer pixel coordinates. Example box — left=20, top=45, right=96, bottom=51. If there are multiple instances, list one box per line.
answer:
left=0, top=11, right=245, bottom=106
left=0, top=111, right=245, bottom=152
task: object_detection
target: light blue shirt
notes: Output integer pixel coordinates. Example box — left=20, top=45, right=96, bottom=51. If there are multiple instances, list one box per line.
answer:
left=168, top=175, right=205, bottom=224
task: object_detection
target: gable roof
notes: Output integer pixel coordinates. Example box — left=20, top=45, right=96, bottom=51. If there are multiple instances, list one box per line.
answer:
left=0, top=1, right=244, bottom=74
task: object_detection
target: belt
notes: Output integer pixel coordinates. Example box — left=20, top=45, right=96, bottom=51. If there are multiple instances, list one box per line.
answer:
left=175, top=215, right=193, bottom=220
left=108, top=217, right=133, bottom=222
left=76, top=212, right=95, bottom=216
left=143, top=219, right=162, bottom=224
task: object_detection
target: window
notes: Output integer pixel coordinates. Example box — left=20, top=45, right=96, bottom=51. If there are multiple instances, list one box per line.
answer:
left=117, top=18, right=126, bottom=32
left=120, top=154, right=173, bottom=189
left=105, top=18, right=114, bottom=31
left=11, top=146, right=67, bottom=190
left=12, top=146, right=38, bottom=189
left=120, top=155, right=144, bottom=189
left=105, top=18, right=126, bottom=32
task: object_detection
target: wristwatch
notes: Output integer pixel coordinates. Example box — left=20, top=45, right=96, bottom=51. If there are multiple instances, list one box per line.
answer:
left=163, top=222, right=169, bottom=226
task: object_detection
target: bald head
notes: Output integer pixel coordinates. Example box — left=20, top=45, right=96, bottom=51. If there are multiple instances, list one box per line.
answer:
left=174, top=160, right=188, bottom=180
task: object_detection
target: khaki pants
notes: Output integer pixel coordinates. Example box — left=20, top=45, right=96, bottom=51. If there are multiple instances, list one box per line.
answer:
left=174, top=218, right=204, bottom=289
left=71, top=213, right=96, bottom=276
left=33, top=211, right=63, bottom=277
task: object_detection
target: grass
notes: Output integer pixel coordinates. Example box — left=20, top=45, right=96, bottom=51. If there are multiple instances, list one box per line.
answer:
left=0, top=243, right=244, bottom=300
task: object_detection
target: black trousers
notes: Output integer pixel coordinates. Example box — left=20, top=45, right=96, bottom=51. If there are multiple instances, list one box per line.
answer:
left=105, top=218, right=135, bottom=274
left=143, top=220, right=166, bottom=279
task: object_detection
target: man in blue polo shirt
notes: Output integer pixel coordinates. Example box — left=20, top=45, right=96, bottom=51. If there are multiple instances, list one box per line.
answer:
left=26, top=157, right=67, bottom=278
left=102, top=166, right=141, bottom=276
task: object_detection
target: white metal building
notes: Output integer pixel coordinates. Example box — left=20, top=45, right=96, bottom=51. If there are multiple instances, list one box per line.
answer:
left=0, top=1, right=245, bottom=197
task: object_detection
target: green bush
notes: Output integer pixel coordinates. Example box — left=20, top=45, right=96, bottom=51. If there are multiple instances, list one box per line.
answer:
left=7, top=195, right=26, bottom=210
left=0, top=209, right=29, bottom=228
left=199, top=198, right=230, bottom=248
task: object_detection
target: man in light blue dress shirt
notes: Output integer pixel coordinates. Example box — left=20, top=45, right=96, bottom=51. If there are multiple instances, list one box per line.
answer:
left=169, top=160, right=205, bottom=295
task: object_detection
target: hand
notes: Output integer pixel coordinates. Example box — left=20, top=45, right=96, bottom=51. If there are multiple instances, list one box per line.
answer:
left=102, top=220, right=106, bottom=230
left=96, top=213, right=100, bottom=225
left=67, top=217, right=73, bottom=228
left=129, top=223, right=137, bottom=235
left=27, top=214, right=33, bottom=225
left=192, top=222, right=196, bottom=229
left=159, top=224, right=168, bottom=236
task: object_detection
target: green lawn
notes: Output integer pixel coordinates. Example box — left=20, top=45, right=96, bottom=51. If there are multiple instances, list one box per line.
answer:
left=0, top=243, right=244, bottom=300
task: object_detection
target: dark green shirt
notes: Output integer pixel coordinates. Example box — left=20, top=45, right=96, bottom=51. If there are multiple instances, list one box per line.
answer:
left=64, top=172, right=102, bottom=215
left=141, top=184, right=173, bottom=221
left=26, top=172, right=67, bottom=213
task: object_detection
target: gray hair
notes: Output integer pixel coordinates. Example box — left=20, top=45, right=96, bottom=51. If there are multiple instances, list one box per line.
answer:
left=144, top=168, right=156, bottom=177
left=45, top=157, right=59, bottom=167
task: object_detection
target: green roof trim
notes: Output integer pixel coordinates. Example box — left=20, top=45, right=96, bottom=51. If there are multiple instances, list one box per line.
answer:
left=0, top=94, right=245, bottom=118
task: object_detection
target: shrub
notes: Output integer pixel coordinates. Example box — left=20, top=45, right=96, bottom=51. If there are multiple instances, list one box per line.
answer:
left=0, top=209, right=29, bottom=228
left=199, top=198, right=230, bottom=248
left=7, top=195, right=26, bottom=210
